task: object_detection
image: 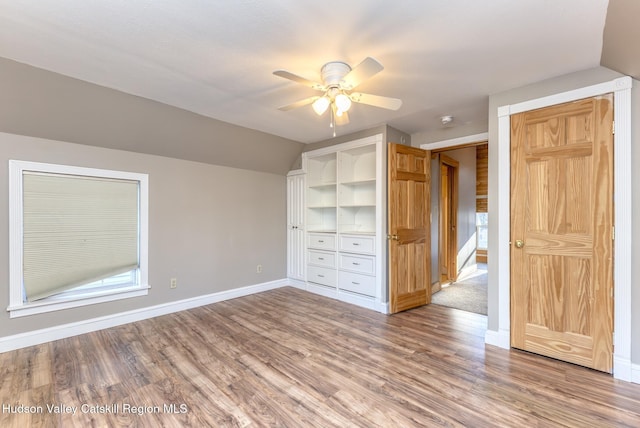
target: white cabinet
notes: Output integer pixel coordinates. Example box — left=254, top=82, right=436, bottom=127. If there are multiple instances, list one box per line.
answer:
left=295, top=134, right=386, bottom=311
left=287, top=170, right=305, bottom=282
left=308, top=232, right=336, bottom=251
left=338, top=234, right=375, bottom=255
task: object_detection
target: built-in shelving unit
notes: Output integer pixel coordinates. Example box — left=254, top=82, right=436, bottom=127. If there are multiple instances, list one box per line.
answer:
left=294, top=134, right=386, bottom=312
left=306, top=153, right=337, bottom=233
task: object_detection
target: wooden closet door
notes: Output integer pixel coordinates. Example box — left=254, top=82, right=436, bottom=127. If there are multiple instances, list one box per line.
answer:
left=510, top=95, right=614, bottom=372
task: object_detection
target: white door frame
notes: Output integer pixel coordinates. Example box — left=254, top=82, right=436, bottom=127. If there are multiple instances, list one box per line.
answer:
left=491, top=76, right=633, bottom=381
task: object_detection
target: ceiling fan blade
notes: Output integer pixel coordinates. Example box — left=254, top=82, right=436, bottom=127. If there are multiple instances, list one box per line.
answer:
left=350, top=92, right=402, bottom=110
left=340, top=57, right=384, bottom=90
left=278, top=96, right=319, bottom=111
left=273, top=70, right=325, bottom=91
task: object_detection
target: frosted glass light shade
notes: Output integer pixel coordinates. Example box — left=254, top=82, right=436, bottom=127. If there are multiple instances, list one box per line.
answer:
left=335, top=93, right=352, bottom=112
left=312, top=96, right=330, bottom=115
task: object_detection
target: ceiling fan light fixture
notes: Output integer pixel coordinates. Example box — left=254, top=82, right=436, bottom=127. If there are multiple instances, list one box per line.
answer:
left=312, top=96, right=330, bottom=115
left=335, top=93, right=352, bottom=112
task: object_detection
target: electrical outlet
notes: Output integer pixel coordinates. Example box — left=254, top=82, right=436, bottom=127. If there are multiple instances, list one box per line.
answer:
left=256, top=264, right=263, bottom=273
left=170, top=278, right=177, bottom=289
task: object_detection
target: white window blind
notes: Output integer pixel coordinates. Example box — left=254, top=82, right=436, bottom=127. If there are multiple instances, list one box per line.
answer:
left=22, top=172, right=139, bottom=302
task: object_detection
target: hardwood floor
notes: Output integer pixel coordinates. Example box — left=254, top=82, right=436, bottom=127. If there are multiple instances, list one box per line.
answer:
left=1, top=287, right=639, bottom=427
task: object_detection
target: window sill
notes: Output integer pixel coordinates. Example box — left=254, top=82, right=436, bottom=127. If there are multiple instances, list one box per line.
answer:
left=6, top=284, right=150, bottom=318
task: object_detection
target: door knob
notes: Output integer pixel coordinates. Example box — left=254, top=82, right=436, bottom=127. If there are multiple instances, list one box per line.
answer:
left=515, top=239, right=525, bottom=249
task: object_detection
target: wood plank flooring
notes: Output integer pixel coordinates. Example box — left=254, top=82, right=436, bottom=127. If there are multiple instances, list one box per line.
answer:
left=1, top=287, right=639, bottom=427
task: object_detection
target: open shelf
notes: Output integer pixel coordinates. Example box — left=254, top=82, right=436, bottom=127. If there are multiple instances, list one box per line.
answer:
left=338, top=206, right=375, bottom=234
left=339, top=145, right=376, bottom=183
left=339, top=180, right=376, bottom=207
left=307, top=153, right=337, bottom=186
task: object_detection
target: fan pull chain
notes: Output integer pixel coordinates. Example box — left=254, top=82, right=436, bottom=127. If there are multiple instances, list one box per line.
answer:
left=330, top=105, right=336, bottom=137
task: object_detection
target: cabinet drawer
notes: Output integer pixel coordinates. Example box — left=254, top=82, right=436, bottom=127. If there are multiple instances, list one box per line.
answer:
left=339, top=234, right=375, bottom=254
left=308, top=250, right=336, bottom=268
left=307, top=265, right=337, bottom=287
left=339, top=271, right=376, bottom=296
left=308, top=233, right=337, bottom=251
left=339, top=254, right=375, bottom=275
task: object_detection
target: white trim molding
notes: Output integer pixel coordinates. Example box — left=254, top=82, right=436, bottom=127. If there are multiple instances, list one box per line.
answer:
left=491, top=76, right=633, bottom=382
left=0, top=279, right=288, bottom=354
left=419, top=132, right=488, bottom=151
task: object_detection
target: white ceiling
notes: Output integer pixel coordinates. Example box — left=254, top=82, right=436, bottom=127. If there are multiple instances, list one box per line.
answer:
left=0, top=0, right=609, bottom=144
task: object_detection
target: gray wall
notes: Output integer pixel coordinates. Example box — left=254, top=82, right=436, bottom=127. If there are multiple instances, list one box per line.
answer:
left=487, top=66, right=640, bottom=364
left=0, top=57, right=304, bottom=176
left=0, top=58, right=301, bottom=339
left=0, top=133, right=287, bottom=338
left=601, top=0, right=640, bottom=81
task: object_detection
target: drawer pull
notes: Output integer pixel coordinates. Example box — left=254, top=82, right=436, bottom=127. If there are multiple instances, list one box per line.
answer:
left=352, top=242, right=360, bottom=246
left=352, top=281, right=360, bottom=285
left=318, top=240, right=324, bottom=243
left=318, top=257, right=325, bottom=260
left=318, top=274, right=325, bottom=278
left=352, top=262, right=360, bottom=266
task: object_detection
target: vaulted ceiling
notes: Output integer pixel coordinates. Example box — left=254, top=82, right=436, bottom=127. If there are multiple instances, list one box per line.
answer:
left=0, top=1, right=636, bottom=144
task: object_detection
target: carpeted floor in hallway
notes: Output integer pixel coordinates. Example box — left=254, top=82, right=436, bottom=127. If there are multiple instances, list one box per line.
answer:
left=431, top=264, right=487, bottom=315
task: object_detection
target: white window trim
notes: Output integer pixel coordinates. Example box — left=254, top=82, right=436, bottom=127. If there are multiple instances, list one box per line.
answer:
left=8, top=160, right=150, bottom=318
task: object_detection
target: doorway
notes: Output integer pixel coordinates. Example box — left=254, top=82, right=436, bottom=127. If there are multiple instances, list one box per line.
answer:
left=430, top=142, right=489, bottom=315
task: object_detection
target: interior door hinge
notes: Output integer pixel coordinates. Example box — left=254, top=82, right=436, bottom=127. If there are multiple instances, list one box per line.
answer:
left=612, top=121, right=615, bottom=135
left=612, top=226, right=615, bottom=241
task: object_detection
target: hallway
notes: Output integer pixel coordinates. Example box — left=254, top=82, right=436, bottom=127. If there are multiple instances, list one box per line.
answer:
left=432, top=263, right=487, bottom=315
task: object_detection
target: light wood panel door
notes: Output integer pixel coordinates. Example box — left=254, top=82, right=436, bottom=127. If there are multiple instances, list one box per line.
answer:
left=510, top=95, right=614, bottom=373
left=388, top=143, right=431, bottom=314
left=439, top=155, right=458, bottom=284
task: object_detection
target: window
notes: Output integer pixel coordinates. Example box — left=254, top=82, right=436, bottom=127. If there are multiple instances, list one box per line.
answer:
left=8, top=160, right=149, bottom=318
left=476, top=212, right=488, bottom=250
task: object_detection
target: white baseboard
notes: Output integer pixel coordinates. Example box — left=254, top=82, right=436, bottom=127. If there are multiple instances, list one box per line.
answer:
left=630, top=362, right=640, bottom=384
left=0, top=278, right=288, bottom=354
left=613, top=355, right=632, bottom=382
left=484, top=329, right=510, bottom=349
left=378, top=302, right=390, bottom=314
left=286, top=278, right=307, bottom=289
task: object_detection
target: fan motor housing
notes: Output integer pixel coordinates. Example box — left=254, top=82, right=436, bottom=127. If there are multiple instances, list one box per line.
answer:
left=320, top=62, right=352, bottom=86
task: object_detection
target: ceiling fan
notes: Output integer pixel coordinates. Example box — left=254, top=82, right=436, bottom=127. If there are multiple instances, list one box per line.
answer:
left=273, top=57, right=402, bottom=133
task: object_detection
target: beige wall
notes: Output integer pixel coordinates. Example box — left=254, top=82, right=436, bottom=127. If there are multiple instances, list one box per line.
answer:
left=487, top=66, right=640, bottom=365
left=0, top=132, right=287, bottom=338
